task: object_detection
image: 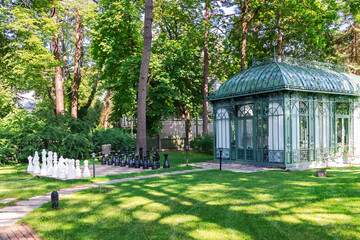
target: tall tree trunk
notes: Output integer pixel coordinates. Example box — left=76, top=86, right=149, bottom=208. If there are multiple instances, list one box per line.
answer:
left=52, top=6, right=64, bottom=115
left=240, top=21, right=248, bottom=71
left=60, top=19, right=70, bottom=81
left=182, top=106, right=192, bottom=146
left=137, top=0, right=153, bottom=150
left=71, top=11, right=84, bottom=118
left=202, top=0, right=210, bottom=135
left=276, top=11, right=283, bottom=62
left=102, top=90, right=112, bottom=130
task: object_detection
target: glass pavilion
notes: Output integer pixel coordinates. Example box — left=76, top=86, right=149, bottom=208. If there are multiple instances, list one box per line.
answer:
left=208, top=58, right=360, bottom=168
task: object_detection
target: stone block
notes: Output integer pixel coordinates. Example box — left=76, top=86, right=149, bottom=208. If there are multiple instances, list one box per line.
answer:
left=102, top=144, right=111, bottom=155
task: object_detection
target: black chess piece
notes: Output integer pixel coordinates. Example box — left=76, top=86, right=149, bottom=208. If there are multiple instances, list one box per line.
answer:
left=108, top=151, right=113, bottom=165
left=154, top=150, right=160, bottom=169
left=129, top=153, right=134, bottom=168
left=125, top=146, right=129, bottom=166
left=115, top=152, right=119, bottom=166
left=135, top=155, right=140, bottom=168
left=120, top=153, right=125, bottom=167
left=139, top=147, right=143, bottom=167
left=101, top=153, right=106, bottom=165
left=163, top=152, right=170, bottom=168
left=146, top=147, right=150, bottom=161
left=152, top=153, right=157, bottom=169
left=132, top=145, right=135, bottom=155
left=143, top=156, right=148, bottom=169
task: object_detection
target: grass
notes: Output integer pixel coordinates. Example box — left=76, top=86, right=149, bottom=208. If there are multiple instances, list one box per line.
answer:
left=0, top=151, right=212, bottom=207
left=23, top=166, right=360, bottom=240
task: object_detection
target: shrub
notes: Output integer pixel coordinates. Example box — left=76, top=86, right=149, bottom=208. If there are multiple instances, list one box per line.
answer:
left=191, top=134, right=213, bottom=153
left=92, top=128, right=136, bottom=153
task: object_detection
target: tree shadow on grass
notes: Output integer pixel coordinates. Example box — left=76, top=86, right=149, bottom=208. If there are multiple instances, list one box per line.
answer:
left=24, top=168, right=360, bottom=240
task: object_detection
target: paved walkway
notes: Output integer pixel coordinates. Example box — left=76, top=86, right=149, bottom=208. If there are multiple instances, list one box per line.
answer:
left=0, top=162, right=278, bottom=239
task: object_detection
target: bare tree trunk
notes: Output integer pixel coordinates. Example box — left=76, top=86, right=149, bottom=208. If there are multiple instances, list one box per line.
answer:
left=240, top=22, right=248, bottom=72
left=52, top=6, right=64, bottom=115
left=102, top=90, right=112, bottom=130
left=354, top=22, right=359, bottom=64
left=276, top=11, right=283, bottom=62
left=137, top=0, right=153, bottom=150
left=60, top=19, right=70, bottom=81
left=202, top=0, right=210, bottom=135
left=182, top=107, right=192, bottom=146
left=71, top=11, right=84, bottom=118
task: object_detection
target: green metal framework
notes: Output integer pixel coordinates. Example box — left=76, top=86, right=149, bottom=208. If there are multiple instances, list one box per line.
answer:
left=210, top=60, right=360, bottom=168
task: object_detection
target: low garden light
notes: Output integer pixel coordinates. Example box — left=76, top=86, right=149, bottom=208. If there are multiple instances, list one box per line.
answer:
left=219, top=148, right=223, bottom=171
left=91, top=153, right=96, bottom=178
left=185, top=145, right=189, bottom=166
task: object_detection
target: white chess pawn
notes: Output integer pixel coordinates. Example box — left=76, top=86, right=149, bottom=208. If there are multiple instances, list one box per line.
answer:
left=40, top=150, right=48, bottom=175
left=27, top=155, right=34, bottom=172
left=33, top=151, right=41, bottom=174
left=75, top=160, right=82, bottom=178
left=58, top=156, right=66, bottom=179
left=64, top=159, right=69, bottom=176
left=47, top=152, right=53, bottom=176
left=52, top=159, right=59, bottom=178
left=82, top=160, right=91, bottom=178
left=67, top=159, right=76, bottom=179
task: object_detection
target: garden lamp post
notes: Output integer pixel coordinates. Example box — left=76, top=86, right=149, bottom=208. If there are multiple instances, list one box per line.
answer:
left=91, top=153, right=96, bottom=178
left=185, top=145, right=189, bottom=166
left=219, top=148, right=223, bottom=171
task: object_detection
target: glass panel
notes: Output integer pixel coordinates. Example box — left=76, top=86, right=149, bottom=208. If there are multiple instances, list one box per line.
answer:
left=344, top=118, right=349, bottom=145
left=337, top=118, right=342, bottom=146
left=279, top=115, right=284, bottom=150
left=263, top=117, right=268, bottom=149
left=216, top=108, right=230, bottom=149
left=238, top=120, right=244, bottom=149
left=246, top=119, right=253, bottom=149
left=237, top=104, right=254, bottom=117
left=336, top=103, right=350, bottom=115
left=354, top=107, right=360, bottom=154
left=300, top=116, right=308, bottom=148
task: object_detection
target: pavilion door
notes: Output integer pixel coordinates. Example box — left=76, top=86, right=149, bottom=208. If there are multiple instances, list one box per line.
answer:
left=336, top=117, right=349, bottom=155
left=237, top=118, right=255, bottom=161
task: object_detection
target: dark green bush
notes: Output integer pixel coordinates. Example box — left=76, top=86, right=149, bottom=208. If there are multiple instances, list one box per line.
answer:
left=92, top=128, right=136, bottom=153
left=191, top=134, right=213, bottom=153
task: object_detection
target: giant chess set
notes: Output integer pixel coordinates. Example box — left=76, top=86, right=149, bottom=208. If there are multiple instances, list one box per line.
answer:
left=26, top=149, right=91, bottom=179
left=26, top=146, right=171, bottom=179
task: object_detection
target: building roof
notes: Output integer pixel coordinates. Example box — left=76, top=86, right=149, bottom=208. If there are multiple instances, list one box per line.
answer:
left=208, top=61, right=360, bottom=101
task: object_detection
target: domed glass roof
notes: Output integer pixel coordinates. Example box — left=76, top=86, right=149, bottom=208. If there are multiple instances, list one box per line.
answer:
left=208, top=61, right=360, bottom=101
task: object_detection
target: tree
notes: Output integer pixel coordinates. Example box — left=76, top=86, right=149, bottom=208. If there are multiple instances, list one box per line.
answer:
left=51, top=5, right=65, bottom=115
left=202, top=0, right=210, bottom=135
left=137, top=0, right=153, bottom=151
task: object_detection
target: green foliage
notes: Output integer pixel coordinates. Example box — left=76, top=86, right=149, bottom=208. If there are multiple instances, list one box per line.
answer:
left=0, top=104, right=104, bottom=164
left=191, top=135, right=213, bottom=153
left=92, top=128, right=136, bottom=153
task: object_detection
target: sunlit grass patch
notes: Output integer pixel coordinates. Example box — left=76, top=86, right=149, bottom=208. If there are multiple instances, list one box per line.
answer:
left=23, top=167, right=360, bottom=240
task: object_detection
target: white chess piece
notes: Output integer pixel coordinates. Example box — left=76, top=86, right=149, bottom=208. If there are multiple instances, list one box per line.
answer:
left=47, top=151, right=53, bottom=176
left=75, top=160, right=82, bottom=178
left=40, top=150, right=48, bottom=175
left=27, top=156, right=34, bottom=173
left=33, top=151, right=41, bottom=174
left=58, top=156, right=66, bottom=179
left=67, top=159, right=76, bottom=180
left=82, top=160, right=91, bottom=178
left=52, top=159, right=59, bottom=178
left=64, top=158, right=69, bottom=176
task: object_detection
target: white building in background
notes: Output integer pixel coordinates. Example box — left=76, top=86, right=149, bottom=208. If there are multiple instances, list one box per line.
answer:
left=18, top=90, right=36, bottom=112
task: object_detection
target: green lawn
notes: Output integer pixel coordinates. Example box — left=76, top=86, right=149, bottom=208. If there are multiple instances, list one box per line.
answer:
left=23, top=167, right=360, bottom=240
left=0, top=151, right=212, bottom=207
